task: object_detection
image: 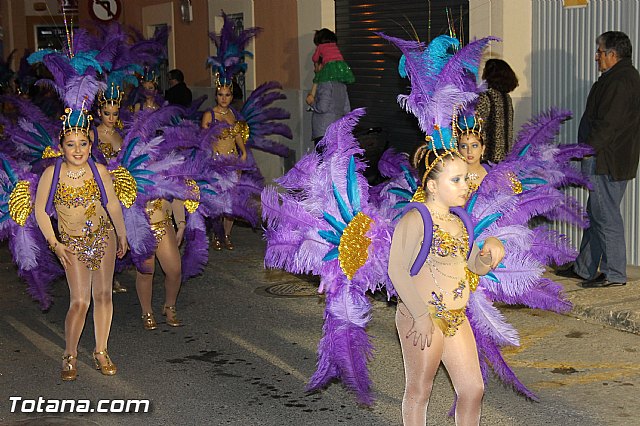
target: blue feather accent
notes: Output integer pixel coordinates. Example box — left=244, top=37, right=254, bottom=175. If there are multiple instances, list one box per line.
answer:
left=333, top=183, right=354, bottom=223
left=346, top=156, right=361, bottom=214
left=388, top=187, right=414, bottom=200
left=393, top=200, right=409, bottom=209
left=135, top=177, right=154, bottom=188
left=323, top=212, right=346, bottom=233
left=521, top=177, right=547, bottom=186
left=122, top=137, right=140, bottom=164
left=485, top=271, right=500, bottom=283
left=319, top=230, right=341, bottom=245
left=402, top=166, right=418, bottom=191
left=128, top=154, right=150, bottom=170
left=1, top=158, right=17, bottom=185
left=474, top=212, right=503, bottom=239
left=132, top=169, right=154, bottom=177
left=466, top=192, right=478, bottom=213
left=518, top=144, right=531, bottom=156
left=322, top=247, right=339, bottom=261
left=201, top=188, right=217, bottom=195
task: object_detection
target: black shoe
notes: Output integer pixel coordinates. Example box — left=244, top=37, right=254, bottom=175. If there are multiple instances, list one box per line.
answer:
left=555, top=266, right=583, bottom=280
left=581, top=273, right=626, bottom=288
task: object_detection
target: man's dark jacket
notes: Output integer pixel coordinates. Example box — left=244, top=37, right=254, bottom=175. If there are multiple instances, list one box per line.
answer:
left=165, top=82, right=193, bottom=107
left=578, top=57, right=640, bottom=181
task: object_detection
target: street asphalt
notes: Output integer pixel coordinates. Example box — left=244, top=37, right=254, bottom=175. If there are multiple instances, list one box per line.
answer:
left=1, top=224, right=639, bottom=425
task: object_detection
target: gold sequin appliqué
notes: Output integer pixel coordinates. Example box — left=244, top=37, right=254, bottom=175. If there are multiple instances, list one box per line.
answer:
left=220, top=121, right=250, bottom=143
left=98, top=142, right=120, bottom=160
left=338, top=212, right=373, bottom=280
left=184, top=179, right=200, bottom=213
left=429, top=292, right=467, bottom=337
left=9, top=180, right=33, bottom=226
left=411, top=187, right=426, bottom=202
left=150, top=215, right=173, bottom=244
left=54, top=179, right=101, bottom=208
left=111, top=166, right=137, bottom=208
left=431, top=223, right=469, bottom=258
left=508, top=172, right=523, bottom=194
left=59, top=217, right=112, bottom=271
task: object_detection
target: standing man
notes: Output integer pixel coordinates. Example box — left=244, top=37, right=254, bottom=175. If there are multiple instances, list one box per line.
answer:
left=165, top=69, right=193, bottom=107
left=558, top=31, right=640, bottom=287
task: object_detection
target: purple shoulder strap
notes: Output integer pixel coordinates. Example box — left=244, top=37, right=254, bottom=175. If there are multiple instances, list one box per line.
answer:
left=401, top=202, right=433, bottom=277
left=45, top=157, right=63, bottom=215
left=401, top=203, right=475, bottom=277
left=87, top=158, right=109, bottom=206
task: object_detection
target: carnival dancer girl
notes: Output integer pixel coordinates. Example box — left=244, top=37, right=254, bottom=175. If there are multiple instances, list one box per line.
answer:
left=93, top=85, right=129, bottom=294
left=204, top=11, right=261, bottom=250
left=388, top=138, right=504, bottom=425
left=201, top=83, right=248, bottom=250
left=34, top=109, right=128, bottom=381
left=136, top=196, right=185, bottom=329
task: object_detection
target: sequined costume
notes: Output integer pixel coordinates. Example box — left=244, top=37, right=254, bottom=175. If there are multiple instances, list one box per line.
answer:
left=146, top=198, right=174, bottom=244
left=391, top=204, right=489, bottom=338
left=54, top=177, right=114, bottom=270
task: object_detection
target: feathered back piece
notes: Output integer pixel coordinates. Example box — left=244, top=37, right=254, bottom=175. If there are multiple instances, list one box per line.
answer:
left=27, top=26, right=106, bottom=138
left=378, top=33, right=496, bottom=141
left=206, top=10, right=261, bottom=88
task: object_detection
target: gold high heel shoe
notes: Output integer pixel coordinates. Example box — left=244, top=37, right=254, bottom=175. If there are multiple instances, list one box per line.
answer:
left=141, top=312, right=157, bottom=330
left=93, top=350, right=117, bottom=376
left=162, top=305, right=182, bottom=327
left=224, top=235, right=234, bottom=250
left=61, top=354, right=77, bottom=381
left=212, top=237, right=223, bottom=251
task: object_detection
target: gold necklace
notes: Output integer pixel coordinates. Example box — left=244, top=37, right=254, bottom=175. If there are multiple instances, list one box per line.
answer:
left=216, top=108, right=230, bottom=115
left=66, top=167, right=86, bottom=179
left=102, top=126, right=115, bottom=136
left=430, top=209, right=456, bottom=222
left=467, top=172, right=479, bottom=181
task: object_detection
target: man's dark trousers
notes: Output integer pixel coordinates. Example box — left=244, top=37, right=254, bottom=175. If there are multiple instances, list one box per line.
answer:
left=574, top=157, right=628, bottom=283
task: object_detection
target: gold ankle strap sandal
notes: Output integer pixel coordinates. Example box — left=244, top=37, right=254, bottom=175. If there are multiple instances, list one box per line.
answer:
left=141, top=312, right=157, bottom=330
left=61, top=354, right=77, bottom=381
left=162, top=305, right=183, bottom=327
left=93, top=350, right=117, bottom=376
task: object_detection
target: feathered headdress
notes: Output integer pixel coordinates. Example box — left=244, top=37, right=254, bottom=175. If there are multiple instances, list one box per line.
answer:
left=378, top=33, right=497, bottom=184
left=456, top=112, right=483, bottom=138
left=206, top=10, right=261, bottom=88
left=27, top=27, right=107, bottom=138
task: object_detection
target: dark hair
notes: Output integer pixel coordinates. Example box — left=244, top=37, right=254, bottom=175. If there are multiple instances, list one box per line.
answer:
left=597, top=31, right=632, bottom=59
left=482, top=59, right=518, bottom=93
left=314, top=28, right=338, bottom=45
left=168, top=69, right=185, bottom=82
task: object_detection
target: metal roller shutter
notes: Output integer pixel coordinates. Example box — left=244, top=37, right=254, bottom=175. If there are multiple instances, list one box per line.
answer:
left=335, top=0, right=469, bottom=155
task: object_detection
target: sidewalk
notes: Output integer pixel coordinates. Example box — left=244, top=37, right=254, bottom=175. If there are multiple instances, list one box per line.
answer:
left=548, top=266, right=640, bottom=335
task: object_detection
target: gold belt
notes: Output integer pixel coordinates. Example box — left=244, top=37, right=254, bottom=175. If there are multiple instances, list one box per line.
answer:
left=150, top=215, right=173, bottom=244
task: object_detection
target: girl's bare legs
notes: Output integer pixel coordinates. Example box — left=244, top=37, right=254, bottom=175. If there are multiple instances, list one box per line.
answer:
left=92, top=232, right=116, bottom=365
left=396, top=303, right=445, bottom=426
left=397, top=303, right=483, bottom=426
left=441, top=321, right=484, bottom=426
left=135, top=224, right=182, bottom=324
left=135, top=255, right=156, bottom=315
left=63, top=255, right=92, bottom=371
left=154, top=225, right=182, bottom=323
